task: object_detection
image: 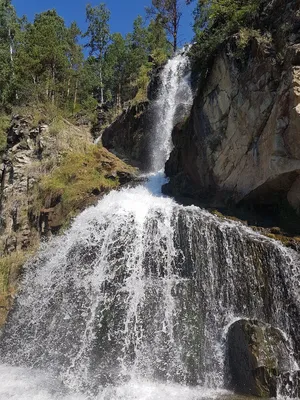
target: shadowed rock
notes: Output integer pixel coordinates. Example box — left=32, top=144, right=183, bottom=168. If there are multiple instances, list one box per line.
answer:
left=226, top=319, right=293, bottom=397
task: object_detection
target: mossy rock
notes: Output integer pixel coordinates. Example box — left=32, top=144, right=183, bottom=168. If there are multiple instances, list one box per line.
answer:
left=226, top=319, right=293, bottom=397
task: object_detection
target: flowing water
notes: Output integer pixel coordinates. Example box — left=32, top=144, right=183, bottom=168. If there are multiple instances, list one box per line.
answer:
left=0, top=52, right=300, bottom=400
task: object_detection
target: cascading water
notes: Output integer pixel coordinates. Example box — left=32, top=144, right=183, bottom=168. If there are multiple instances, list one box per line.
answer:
left=0, top=51, right=300, bottom=400
left=149, top=50, right=193, bottom=173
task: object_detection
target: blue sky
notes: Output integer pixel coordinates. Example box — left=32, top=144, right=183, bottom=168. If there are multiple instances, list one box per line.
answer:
left=12, top=0, right=194, bottom=47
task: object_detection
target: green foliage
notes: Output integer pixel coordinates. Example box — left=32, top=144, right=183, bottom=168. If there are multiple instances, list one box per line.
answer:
left=192, top=0, right=261, bottom=67
left=104, top=32, right=129, bottom=106
left=84, top=3, right=111, bottom=104
left=237, top=27, right=272, bottom=50
left=133, top=63, right=152, bottom=103
left=0, top=0, right=19, bottom=105
left=102, top=15, right=169, bottom=107
left=10, top=9, right=87, bottom=112
left=148, top=17, right=171, bottom=64
left=194, top=0, right=260, bottom=33
left=85, top=3, right=110, bottom=59
left=131, top=15, right=149, bottom=65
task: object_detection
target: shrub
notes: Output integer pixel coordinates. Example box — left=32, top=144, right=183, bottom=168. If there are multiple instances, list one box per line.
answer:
left=191, top=0, right=262, bottom=69
left=133, top=63, right=152, bottom=103
left=237, top=28, right=272, bottom=50
left=0, top=114, right=10, bottom=153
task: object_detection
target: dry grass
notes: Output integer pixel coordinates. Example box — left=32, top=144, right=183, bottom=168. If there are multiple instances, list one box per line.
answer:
left=0, top=250, right=34, bottom=327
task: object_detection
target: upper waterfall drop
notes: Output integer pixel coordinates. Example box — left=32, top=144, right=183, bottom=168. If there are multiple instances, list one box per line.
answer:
left=149, top=50, right=193, bottom=174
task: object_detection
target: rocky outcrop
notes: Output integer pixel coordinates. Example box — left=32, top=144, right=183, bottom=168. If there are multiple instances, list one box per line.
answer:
left=226, top=319, right=294, bottom=397
left=165, top=0, right=300, bottom=214
left=0, top=113, right=136, bottom=327
left=0, top=115, right=92, bottom=255
left=1, top=116, right=50, bottom=254
left=102, top=102, right=150, bottom=169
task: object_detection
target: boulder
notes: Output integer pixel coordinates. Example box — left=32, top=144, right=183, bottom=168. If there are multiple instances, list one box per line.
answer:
left=226, top=319, right=293, bottom=397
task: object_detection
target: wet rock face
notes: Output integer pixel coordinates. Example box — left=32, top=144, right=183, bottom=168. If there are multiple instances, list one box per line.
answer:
left=226, top=319, right=292, bottom=397
left=165, top=1, right=300, bottom=213
left=102, top=102, right=150, bottom=170
left=147, top=65, right=163, bottom=101
left=279, top=370, right=300, bottom=398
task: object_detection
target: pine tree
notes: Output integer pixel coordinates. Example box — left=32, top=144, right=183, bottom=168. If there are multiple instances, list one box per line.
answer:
left=104, top=33, right=129, bottom=108
left=66, top=22, right=84, bottom=112
left=146, top=0, right=183, bottom=52
left=0, top=0, right=19, bottom=106
left=84, top=3, right=111, bottom=105
left=148, top=17, right=171, bottom=64
left=16, top=10, right=70, bottom=105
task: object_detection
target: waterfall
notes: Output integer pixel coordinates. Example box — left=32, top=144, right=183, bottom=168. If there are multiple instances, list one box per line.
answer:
left=0, top=51, right=300, bottom=400
left=149, top=50, right=193, bottom=174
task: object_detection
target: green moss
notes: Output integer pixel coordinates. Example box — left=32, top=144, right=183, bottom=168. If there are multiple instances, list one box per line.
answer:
left=0, top=250, right=33, bottom=327
left=0, top=114, right=10, bottom=153
left=211, top=209, right=225, bottom=219
left=40, top=144, right=136, bottom=226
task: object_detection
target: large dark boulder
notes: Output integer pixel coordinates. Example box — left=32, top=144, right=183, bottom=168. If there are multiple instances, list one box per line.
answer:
left=226, top=319, right=292, bottom=397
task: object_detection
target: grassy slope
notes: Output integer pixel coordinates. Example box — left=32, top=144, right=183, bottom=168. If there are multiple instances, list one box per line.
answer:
left=39, top=144, right=136, bottom=226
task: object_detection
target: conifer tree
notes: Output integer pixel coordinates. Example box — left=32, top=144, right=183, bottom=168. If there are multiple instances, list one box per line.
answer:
left=146, top=0, right=183, bottom=52
left=84, top=3, right=111, bottom=105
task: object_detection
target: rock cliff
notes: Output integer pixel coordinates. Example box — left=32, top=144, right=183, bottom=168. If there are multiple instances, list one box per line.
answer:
left=165, top=0, right=300, bottom=215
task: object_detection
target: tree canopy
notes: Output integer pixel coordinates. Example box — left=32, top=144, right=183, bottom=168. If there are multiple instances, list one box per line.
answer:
left=0, top=1, right=191, bottom=114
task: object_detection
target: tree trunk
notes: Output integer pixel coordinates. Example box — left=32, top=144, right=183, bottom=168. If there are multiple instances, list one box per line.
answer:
left=99, top=66, right=104, bottom=105
left=67, top=78, right=71, bottom=98
left=8, top=28, right=13, bottom=64
left=173, top=3, right=178, bottom=53
left=46, top=78, right=49, bottom=99
left=73, top=78, right=78, bottom=114
left=117, top=83, right=121, bottom=109
left=51, top=65, right=55, bottom=105
left=8, top=26, right=18, bottom=100
left=173, top=32, right=177, bottom=53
